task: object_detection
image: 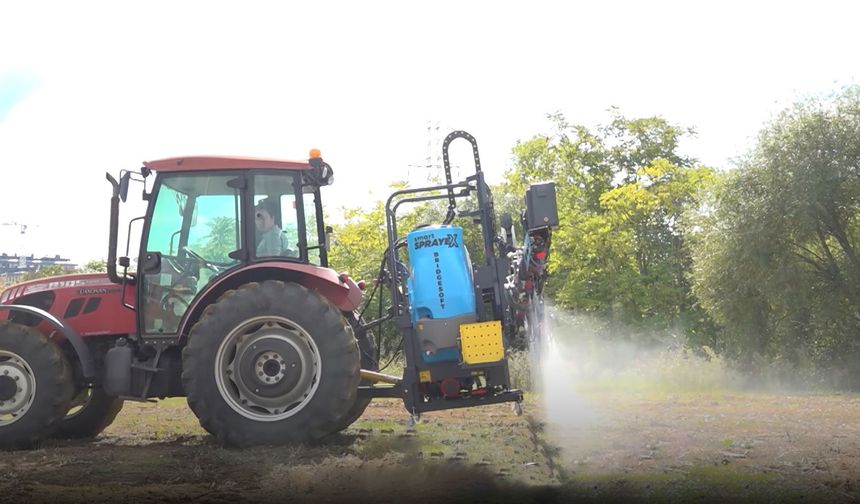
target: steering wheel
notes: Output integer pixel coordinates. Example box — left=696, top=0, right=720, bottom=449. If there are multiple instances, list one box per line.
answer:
left=182, top=246, right=223, bottom=273
left=161, top=290, right=191, bottom=315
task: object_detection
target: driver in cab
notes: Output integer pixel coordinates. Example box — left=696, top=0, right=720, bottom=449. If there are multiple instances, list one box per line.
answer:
left=255, top=198, right=292, bottom=257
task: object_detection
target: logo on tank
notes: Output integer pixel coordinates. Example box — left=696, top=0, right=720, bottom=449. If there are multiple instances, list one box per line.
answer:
left=412, top=233, right=459, bottom=250
left=433, top=251, right=445, bottom=309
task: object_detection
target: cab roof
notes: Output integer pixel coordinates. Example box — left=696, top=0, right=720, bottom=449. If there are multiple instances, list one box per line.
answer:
left=143, top=156, right=311, bottom=172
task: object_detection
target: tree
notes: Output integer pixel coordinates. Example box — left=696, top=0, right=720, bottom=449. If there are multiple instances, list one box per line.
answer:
left=327, top=195, right=421, bottom=361
left=503, top=111, right=718, bottom=343
left=21, top=264, right=67, bottom=281
left=195, top=216, right=236, bottom=263
left=79, top=259, right=107, bottom=273
left=691, top=87, right=860, bottom=382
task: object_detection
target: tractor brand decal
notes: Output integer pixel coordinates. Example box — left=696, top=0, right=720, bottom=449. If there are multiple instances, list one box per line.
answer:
left=412, top=233, right=459, bottom=250
left=78, top=288, right=120, bottom=295
left=433, top=251, right=445, bottom=309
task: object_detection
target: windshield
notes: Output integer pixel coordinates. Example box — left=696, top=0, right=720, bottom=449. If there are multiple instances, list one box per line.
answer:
left=141, top=173, right=243, bottom=335
left=148, top=175, right=243, bottom=265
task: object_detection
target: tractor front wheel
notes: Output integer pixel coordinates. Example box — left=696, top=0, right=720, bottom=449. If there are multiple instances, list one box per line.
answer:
left=52, top=387, right=124, bottom=439
left=181, top=280, right=360, bottom=447
left=0, top=323, right=74, bottom=450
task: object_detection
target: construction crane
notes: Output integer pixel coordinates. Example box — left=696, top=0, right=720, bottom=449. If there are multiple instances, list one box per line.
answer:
left=1, top=221, right=34, bottom=268
left=1, top=221, right=29, bottom=234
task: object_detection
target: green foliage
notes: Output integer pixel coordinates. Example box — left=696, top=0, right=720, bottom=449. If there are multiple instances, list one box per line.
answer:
left=80, top=259, right=107, bottom=273
left=328, top=202, right=389, bottom=283
left=195, top=216, right=237, bottom=263
left=505, top=111, right=719, bottom=343
left=691, top=87, right=860, bottom=385
left=3, top=259, right=106, bottom=288
left=327, top=198, right=423, bottom=358
left=21, top=264, right=68, bottom=281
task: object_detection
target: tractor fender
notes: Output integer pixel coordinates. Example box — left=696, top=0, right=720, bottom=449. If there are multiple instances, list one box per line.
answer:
left=178, top=262, right=363, bottom=338
left=0, top=304, right=96, bottom=380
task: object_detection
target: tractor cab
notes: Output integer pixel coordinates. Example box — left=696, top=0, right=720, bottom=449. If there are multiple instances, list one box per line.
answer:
left=107, top=153, right=336, bottom=339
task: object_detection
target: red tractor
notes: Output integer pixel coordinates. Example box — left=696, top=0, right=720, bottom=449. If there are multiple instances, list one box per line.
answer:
left=0, top=152, right=375, bottom=448
left=0, top=133, right=557, bottom=450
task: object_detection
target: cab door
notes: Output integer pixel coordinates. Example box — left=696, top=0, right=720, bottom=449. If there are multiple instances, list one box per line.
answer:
left=139, top=173, right=244, bottom=336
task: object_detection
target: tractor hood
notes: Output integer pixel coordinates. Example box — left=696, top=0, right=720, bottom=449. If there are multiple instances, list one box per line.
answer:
left=0, top=273, right=118, bottom=304
left=1, top=272, right=137, bottom=337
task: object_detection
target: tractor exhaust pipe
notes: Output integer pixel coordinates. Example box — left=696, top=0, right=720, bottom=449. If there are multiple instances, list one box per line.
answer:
left=106, top=172, right=122, bottom=285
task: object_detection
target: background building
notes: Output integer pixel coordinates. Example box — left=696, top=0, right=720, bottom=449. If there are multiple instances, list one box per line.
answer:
left=0, top=253, right=76, bottom=283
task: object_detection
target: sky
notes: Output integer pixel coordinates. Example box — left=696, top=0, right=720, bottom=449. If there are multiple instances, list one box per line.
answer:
left=0, top=0, right=858, bottom=265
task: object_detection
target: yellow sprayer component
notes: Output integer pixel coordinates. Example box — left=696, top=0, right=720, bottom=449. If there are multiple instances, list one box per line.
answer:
left=459, top=321, right=504, bottom=364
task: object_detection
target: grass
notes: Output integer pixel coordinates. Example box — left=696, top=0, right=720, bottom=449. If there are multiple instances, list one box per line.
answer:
left=563, top=465, right=788, bottom=502
left=507, top=350, right=534, bottom=391
left=105, top=397, right=206, bottom=441
left=352, top=419, right=403, bottom=432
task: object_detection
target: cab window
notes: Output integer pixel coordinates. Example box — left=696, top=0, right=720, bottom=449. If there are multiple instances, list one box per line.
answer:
left=253, top=173, right=301, bottom=259
left=141, top=174, right=242, bottom=335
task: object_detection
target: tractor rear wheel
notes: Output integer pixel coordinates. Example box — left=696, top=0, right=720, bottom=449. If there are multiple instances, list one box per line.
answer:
left=181, top=280, right=360, bottom=447
left=52, top=387, right=124, bottom=439
left=0, top=322, right=74, bottom=450
left=332, top=317, right=378, bottom=432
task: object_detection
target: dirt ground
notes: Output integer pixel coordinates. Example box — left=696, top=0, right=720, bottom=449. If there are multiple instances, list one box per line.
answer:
left=547, top=390, right=860, bottom=502
left=1, top=390, right=859, bottom=503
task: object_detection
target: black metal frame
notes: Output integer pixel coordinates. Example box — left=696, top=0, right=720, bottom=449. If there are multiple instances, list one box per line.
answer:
left=365, top=131, right=522, bottom=414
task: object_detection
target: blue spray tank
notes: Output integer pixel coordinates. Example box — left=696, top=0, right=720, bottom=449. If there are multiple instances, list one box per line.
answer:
left=406, top=225, right=477, bottom=362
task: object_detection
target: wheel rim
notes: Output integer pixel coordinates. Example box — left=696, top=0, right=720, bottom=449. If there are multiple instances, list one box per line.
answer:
left=0, top=350, right=37, bottom=427
left=65, top=388, right=93, bottom=419
left=214, top=315, right=321, bottom=422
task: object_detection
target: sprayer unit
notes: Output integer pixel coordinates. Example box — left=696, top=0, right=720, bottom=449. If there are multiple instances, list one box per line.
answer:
left=357, top=131, right=558, bottom=418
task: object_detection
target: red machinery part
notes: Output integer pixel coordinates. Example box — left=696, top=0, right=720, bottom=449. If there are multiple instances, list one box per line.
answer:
left=439, top=378, right=460, bottom=398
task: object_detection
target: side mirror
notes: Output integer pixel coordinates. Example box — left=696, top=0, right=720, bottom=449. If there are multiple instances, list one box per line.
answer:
left=119, top=171, right=131, bottom=203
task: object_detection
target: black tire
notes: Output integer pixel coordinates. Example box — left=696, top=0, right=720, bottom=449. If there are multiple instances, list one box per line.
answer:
left=332, top=316, right=378, bottom=432
left=0, top=322, right=74, bottom=450
left=52, top=387, right=124, bottom=439
left=181, top=280, right=360, bottom=447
